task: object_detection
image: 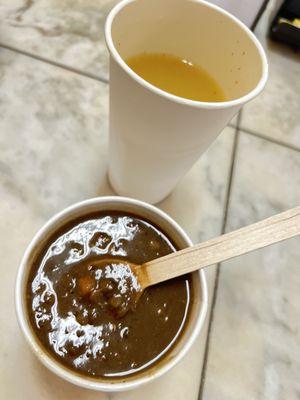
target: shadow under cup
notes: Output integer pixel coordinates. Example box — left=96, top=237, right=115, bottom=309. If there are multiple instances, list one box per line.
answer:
left=106, top=0, right=268, bottom=204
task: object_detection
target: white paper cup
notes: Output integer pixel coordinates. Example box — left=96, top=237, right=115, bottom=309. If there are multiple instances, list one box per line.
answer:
left=15, top=196, right=207, bottom=391
left=105, top=0, right=268, bottom=204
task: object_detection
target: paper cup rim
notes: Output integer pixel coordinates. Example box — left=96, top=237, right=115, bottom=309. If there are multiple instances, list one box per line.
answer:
left=15, top=196, right=208, bottom=392
left=105, top=0, right=268, bottom=110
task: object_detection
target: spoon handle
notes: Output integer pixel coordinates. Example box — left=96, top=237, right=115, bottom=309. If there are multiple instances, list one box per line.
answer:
left=143, top=206, right=300, bottom=286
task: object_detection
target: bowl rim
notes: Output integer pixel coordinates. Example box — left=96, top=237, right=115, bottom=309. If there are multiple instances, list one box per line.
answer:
left=15, top=196, right=208, bottom=391
left=105, top=0, right=268, bottom=110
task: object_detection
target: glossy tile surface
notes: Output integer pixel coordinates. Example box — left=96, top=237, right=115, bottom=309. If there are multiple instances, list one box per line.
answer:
left=201, top=132, right=300, bottom=400
left=0, top=0, right=119, bottom=79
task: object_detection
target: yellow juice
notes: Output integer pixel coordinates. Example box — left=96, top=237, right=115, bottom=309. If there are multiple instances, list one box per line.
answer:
left=126, top=53, right=226, bottom=102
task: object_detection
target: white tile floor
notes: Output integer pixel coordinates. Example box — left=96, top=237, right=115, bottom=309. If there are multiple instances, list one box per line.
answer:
left=202, top=133, right=300, bottom=400
left=240, top=0, right=300, bottom=148
left=0, top=1, right=299, bottom=399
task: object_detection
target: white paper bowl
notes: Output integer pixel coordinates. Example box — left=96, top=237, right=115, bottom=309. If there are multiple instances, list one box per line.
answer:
left=15, top=196, right=207, bottom=391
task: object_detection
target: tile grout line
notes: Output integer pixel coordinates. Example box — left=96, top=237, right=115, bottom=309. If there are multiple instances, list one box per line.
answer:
left=197, top=112, right=242, bottom=400
left=250, top=0, right=270, bottom=31
left=0, top=42, right=109, bottom=84
left=239, top=126, right=300, bottom=153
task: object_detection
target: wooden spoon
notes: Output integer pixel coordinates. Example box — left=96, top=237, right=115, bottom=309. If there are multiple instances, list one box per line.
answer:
left=134, top=206, right=300, bottom=290
left=90, top=206, right=300, bottom=317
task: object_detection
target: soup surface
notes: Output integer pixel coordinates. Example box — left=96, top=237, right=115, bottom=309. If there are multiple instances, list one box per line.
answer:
left=27, top=212, right=191, bottom=378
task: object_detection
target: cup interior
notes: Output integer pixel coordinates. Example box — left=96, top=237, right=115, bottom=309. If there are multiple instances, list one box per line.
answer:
left=109, top=0, right=266, bottom=102
left=16, top=197, right=207, bottom=391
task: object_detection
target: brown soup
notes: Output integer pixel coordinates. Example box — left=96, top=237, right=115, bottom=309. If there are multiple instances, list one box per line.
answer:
left=26, top=212, right=191, bottom=378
